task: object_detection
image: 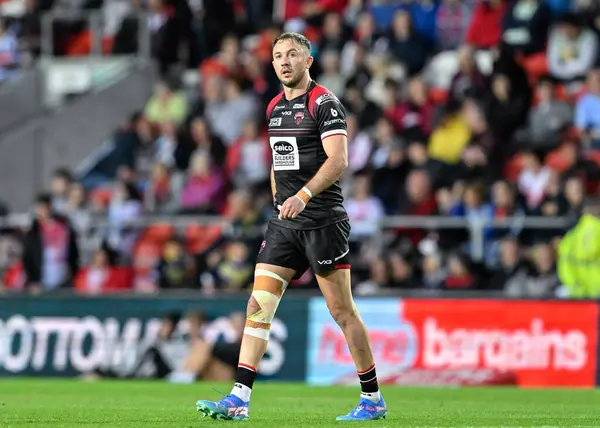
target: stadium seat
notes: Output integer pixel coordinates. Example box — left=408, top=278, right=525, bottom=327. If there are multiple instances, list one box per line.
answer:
left=522, top=53, right=548, bottom=81
left=429, top=87, right=448, bottom=104
left=185, top=225, right=223, bottom=254
left=545, top=148, right=572, bottom=172
left=503, top=154, right=524, bottom=181
left=142, top=224, right=175, bottom=242
left=133, top=240, right=163, bottom=269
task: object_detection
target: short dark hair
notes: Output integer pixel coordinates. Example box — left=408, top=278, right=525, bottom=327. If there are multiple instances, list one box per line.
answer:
left=36, top=193, right=52, bottom=207
left=272, top=32, right=311, bottom=54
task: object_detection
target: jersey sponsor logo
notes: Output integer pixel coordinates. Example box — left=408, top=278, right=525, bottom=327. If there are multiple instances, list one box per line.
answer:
left=281, top=111, right=292, bottom=115
left=269, top=117, right=282, bottom=127
left=315, top=93, right=336, bottom=105
left=330, top=108, right=338, bottom=117
left=294, top=112, right=305, bottom=125
left=324, top=118, right=345, bottom=126
left=293, top=103, right=305, bottom=109
left=270, top=136, right=299, bottom=171
left=274, top=105, right=286, bottom=110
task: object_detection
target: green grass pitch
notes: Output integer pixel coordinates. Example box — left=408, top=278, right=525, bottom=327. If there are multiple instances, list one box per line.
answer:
left=2, top=379, right=600, bottom=427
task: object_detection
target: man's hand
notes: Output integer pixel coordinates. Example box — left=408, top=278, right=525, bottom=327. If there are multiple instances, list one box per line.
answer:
left=278, top=196, right=306, bottom=220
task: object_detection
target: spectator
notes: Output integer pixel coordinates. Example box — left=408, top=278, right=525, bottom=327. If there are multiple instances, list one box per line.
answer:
left=341, top=77, right=382, bottom=129
left=318, top=11, right=350, bottom=53
left=466, top=0, right=507, bottom=49
left=547, top=13, right=598, bottom=85
left=180, top=151, right=226, bottom=214
left=178, top=117, right=227, bottom=171
left=372, top=140, right=409, bottom=214
left=506, top=242, right=559, bottom=297
left=147, top=163, right=175, bottom=212
left=388, top=252, right=419, bottom=289
left=427, top=102, right=471, bottom=188
left=225, top=120, right=270, bottom=190
left=222, top=189, right=263, bottom=247
left=518, top=148, right=552, bottom=211
left=461, top=99, right=501, bottom=183
left=575, top=68, right=600, bottom=148
left=386, top=76, right=434, bottom=142
left=346, top=113, right=373, bottom=173
left=435, top=0, right=473, bottom=51
left=502, top=0, right=552, bottom=56
left=443, top=252, right=478, bottom=289
left=525, top=76, right=572, bottom=150
left=65, top=182, right=92, bottom=237
left=106, top=181, right=143, bottom=261
left=344, top=173, right=385, bottom=240
left=211, top=241, right=253, bottom=291
left=448, top=45, right=489, bottom=104
left=74, top=246, right=132, bottom=294
left=151, top=238, right=195, bottom=290
left=22, top=194, right=79, bottom=294
left=144, top=81, right=189, bottom=127
left=204, top=77, right=258, bottom=146
left=0, top=18, right=19, bottom=83
left=561, top=175, right=585, bottom=220
left=317, top=49, right=346, bottom=97
left=387, top=9, right=431, bottom=76
left=487, top=237, right=531, bottom=290
left=154, top=121, right=179, bottom=169
left=50, top=168, right=74, bottom=216
left=485, top=72, right=529, bottom=141
left=370, top=116, right=404, bottom=170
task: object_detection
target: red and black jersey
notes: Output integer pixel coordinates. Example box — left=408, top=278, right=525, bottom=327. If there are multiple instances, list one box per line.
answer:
left=266, top=81, right=349, bottom=230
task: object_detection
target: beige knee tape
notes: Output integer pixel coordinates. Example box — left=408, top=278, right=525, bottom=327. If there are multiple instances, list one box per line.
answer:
left=244, top=269, right=289, bottom=340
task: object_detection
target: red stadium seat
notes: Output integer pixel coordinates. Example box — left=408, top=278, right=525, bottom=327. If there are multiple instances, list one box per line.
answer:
left=503, top=154, right=524, bottom=181
left=185, top=225, right=223, bottom=254
left=142, top=224, right=174, bottom=242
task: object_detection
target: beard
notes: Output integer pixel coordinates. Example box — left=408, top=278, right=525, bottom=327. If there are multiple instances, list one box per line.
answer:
left=280, top=70, right=304, bottom=88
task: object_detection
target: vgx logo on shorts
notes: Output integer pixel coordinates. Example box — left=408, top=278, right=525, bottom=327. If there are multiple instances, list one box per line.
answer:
left=318, top=260, right=332, bottom=265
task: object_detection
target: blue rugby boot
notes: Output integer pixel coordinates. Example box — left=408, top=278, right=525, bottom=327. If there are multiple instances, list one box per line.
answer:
left=336, top=396, right=387, bottom=421
left=196, top=394, right=250, bottom=421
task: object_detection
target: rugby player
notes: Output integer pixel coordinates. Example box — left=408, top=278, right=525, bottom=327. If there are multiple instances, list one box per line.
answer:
left=196, top=32, right=387, bottom=422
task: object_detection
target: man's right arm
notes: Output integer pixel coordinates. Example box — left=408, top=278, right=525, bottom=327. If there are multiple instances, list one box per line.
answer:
left=270, top=167, right=276, bottom=201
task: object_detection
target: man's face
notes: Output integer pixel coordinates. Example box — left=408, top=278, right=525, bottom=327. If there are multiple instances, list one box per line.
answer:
left=272, top=38, right=312, bottom=88
left=36, top=202, right=51, bottom=221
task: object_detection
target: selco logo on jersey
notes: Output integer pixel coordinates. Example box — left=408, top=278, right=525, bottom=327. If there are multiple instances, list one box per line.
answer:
left=273, top=141, right=294, bottom=154
left=270, top=136, right=299, bottom=171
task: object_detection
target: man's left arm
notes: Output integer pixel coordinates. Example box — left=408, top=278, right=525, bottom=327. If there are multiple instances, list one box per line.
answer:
left=279, top=96, right=348, bottom=219
left=302, top=134, right=348, bottom=197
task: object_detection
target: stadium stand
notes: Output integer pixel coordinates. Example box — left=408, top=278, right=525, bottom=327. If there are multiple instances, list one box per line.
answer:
left=2, top=0, right=600, bottom=298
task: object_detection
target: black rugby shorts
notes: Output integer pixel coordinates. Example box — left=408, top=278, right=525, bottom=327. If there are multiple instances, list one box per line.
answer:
left=256, top=219, right=351, bottom=279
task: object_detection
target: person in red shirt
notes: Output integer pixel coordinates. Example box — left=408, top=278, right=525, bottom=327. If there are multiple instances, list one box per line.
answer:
left=466, top=0, right=507, bottom=49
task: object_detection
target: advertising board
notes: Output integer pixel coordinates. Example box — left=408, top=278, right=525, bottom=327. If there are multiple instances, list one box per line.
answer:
left=0, top=296, right=308, bottom=380
left=307, top=298, right=598, bottom=387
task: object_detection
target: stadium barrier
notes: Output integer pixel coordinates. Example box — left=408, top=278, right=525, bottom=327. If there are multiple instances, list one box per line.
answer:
left=0, top=294, right=598, bottom=388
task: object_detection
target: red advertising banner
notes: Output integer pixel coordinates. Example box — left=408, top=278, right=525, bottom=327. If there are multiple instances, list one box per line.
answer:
left=403, top=299, right=598, bottom=387
left=307, top=298, right=599, bottom=388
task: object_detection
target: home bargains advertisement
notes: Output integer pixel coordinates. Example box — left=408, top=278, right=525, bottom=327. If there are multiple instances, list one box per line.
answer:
left=307, top=298, right=598, bottom=387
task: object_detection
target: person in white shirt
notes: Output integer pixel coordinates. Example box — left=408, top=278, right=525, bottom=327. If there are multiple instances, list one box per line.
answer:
left=345, top=173, right=385, bottom=240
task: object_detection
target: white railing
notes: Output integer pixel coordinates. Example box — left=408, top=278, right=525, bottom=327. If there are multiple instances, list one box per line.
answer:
left=0, top=213, right=574, bottom=265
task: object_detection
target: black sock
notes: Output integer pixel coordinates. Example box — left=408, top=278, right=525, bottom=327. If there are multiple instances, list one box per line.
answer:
left=358, top=364, right=379, bottom=393
left=235, top=363, right=257, bottom=389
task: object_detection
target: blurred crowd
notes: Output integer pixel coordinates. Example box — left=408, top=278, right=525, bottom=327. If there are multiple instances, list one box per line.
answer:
left=2, top=0, right=600, bottom=298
